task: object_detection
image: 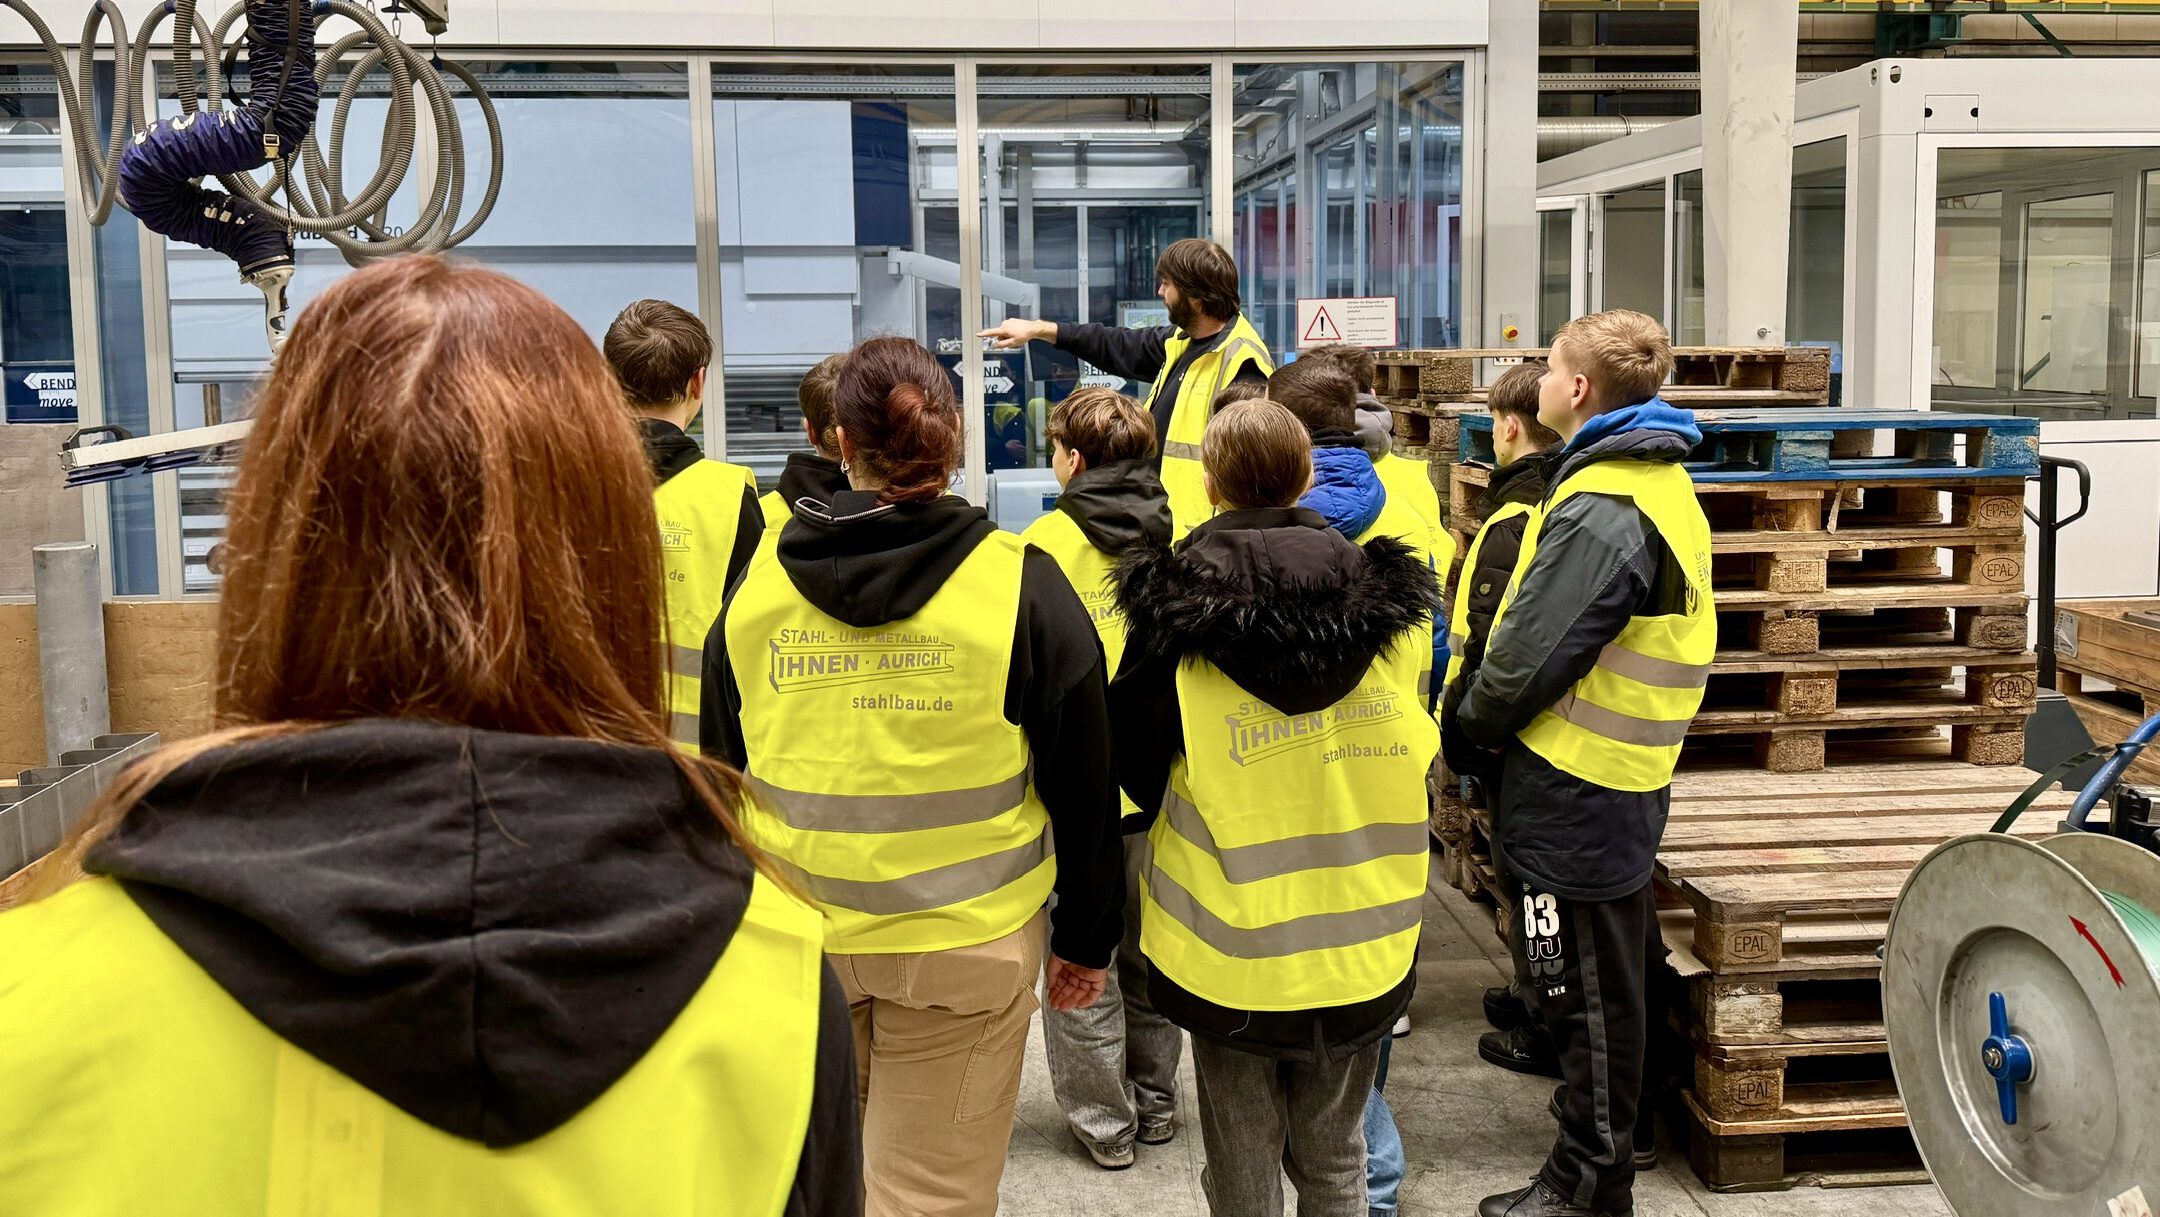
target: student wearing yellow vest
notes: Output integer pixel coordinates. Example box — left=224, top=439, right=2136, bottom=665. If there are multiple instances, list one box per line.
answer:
left=1268, top=356, right=1455, bottom=701
left=978, top=237, right=1274, bottom=536
left=1019, top=387, right=1180, bottom=1172
left=603, top=300, right=764, bottom=750
left=765, top=353, right=853, bottom=531
left=1437, top=363, right=1567, bottom=1083
left=702, top=338, right=1124, bottom=1217
left=1109, top=400, right=1441, bottom=1217
left=1301, top=342, right=1448, bottom=556
left=0, top=258, right=857, bottom=1217
left=1447, top=311, right=1713, bottom=1217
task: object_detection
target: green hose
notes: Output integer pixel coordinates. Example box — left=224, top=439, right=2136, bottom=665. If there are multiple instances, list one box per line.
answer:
left=2102, top=891, right=2160, bottom=982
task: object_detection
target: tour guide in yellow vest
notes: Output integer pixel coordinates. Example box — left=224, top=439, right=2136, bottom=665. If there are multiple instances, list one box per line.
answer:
left=703, top=489, right=1126, bottom=961
left=979, top=238, right=1274, bottom=538
left=0, top=721, right=844, bottom=1217
left=1108, top=508, right=1441, bottom=1050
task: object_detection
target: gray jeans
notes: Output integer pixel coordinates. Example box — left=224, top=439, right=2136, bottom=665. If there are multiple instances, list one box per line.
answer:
left=1191, top=1036, right=1381, bottom=1217
left=1044, top=834, right=1183, bottom=1146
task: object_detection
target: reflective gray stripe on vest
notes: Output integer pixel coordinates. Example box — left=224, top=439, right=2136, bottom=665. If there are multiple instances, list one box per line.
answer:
left=1210, top=337, right=1269, bottom=398
left=671, top=645, right=703, bottom=678
left=1162, top=788, right=1428, bottom=886
left=670, top=712, right=699, bottom=745
left=1417, top=669, right=1431, bottom=699
left=1547, top=692, right=1692, bottom=748
left=750, top=768, right=1032, bottom=834
left=783, top=832, right=1051, bottom=916
left=1448, top=632, right=1468, bottom=656
left=1163, top=440, right=1203, bottom=463
left=1145, top=855, right=1422, bottom=959
left=1594, top=643, right=1709, bottom=690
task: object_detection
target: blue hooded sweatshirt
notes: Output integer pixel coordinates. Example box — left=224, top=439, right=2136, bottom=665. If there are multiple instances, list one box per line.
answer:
left=1300, top=444, right=1388, bottom=540
left=1560, top=396, right=1703, bottom=456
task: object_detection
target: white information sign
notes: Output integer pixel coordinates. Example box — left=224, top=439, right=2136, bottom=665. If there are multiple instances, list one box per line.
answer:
left=1295, top=296, right=1397, bottom=349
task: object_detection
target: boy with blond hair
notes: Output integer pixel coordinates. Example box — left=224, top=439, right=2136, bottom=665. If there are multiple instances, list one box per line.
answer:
left=1020, top=387, right=1178, bottom=1171
left=1446, top=311, right=1713, bottom=1217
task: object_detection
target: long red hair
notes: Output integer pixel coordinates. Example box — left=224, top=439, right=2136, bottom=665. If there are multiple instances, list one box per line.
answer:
left=14, top=256, right=766, bottom=902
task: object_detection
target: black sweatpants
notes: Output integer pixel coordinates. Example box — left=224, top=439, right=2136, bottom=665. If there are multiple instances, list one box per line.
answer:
left=1512, top=875, right=1659, bottom=1213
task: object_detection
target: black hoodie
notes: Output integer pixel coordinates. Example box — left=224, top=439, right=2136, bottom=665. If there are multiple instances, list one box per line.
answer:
left=638, top=417, right=765, bottom=591
left=85, top=719, right=860, bottom=1217
left=699, top=491, right=1125, bottom=969
left=1052, top=457, right=1174, bottom=556
left=1109, top=507, right=1442, bottom=1059
left=772, top=451, right=851, bottom=522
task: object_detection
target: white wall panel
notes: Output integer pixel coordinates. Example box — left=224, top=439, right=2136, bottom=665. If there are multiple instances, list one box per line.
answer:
left=451, top=94, right=692, bottom=248
left=2028, top=436, right=2160, bottom=601
left=1038, top=1, right=1230, bottom=48
left=773, top=0, right=1039, bottom=50
left=733, top=100, right=853, bottom=248
left=1234, top=0, right=1487, bottom=49
left=492, top=0, right=757, bottom=48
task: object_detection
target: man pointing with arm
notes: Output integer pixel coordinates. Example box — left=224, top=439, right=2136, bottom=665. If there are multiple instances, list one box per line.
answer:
left=980, top=237, right=1273, bottom=537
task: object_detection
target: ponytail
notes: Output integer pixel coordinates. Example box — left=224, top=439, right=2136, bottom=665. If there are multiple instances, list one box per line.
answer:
left=836, top=338, right=963, bottom=504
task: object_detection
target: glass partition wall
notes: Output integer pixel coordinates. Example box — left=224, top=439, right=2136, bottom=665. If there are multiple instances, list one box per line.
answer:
left=1231, top=62, right=1465, bottom=355
left=32, top=51, right=1476, bottom=597
left=1929, top=146, right=2160, bottom=421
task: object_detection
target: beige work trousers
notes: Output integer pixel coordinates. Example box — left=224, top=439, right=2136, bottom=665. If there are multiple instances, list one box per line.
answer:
left=830, top=910, right=1047, bottom=1217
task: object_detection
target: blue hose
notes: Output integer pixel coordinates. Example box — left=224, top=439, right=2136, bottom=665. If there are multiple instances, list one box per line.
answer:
left=2067, top=710, right=2160, bottom=831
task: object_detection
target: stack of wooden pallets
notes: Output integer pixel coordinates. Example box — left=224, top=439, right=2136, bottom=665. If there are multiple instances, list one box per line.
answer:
left=2054, top=598, right=2160, bottom=784
left=1373, top=344, right=1833, bottom=508
left=1424, top=406, right=2054, bottom=1192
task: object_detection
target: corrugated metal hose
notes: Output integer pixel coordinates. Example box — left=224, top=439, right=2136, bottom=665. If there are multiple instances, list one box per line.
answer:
left=2, top=0, right=500, bottom=265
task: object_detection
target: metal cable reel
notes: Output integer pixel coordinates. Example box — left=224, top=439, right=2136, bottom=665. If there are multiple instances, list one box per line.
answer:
left=1884, top=829, right=2160, bottom=1215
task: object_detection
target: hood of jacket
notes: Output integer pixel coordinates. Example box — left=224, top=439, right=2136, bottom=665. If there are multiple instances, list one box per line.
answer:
left=86, top=718, right=751, bottom=1149
left=1353, top=391, right=1393, bottom=460
left=1299, top=436, right=1387, bottom=540
left=637, top=416, right=703, bottom=485
left=1056, top=457, right=1172, bottom=554
left=1113, top=507, right=1441, bottom=714
left=778, top=489, right=994, bottom=628
left=774, top=450, right=849, bottom=512
left=1555, top=397, right=1700, bottom=484
left=1479, top=447, right=1560, bottom=513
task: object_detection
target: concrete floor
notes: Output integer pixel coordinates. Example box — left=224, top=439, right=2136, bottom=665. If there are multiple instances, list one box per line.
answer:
left=996, top=866, right=1953, bottom=1217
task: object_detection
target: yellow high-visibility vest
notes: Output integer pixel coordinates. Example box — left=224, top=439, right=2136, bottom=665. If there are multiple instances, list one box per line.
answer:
left=726, top=529, right=1054, bottom=954
left=1490, top=459, right=1715, bottom=792
left=1373, top=451, right=1443, bottom=546
left=1153, top=315, right=1273, bottom=538
left=759, top=488, right=786, bottom=532
left=1443, top=500, right=1539, bottom=691
left=656, top=459, right=760, bottom=750
left=1141, top=628, right=1437, bottom=1012
left=1021, top=505, right=1141, bottom=820
left=0, top=874, right=821, bottom=1217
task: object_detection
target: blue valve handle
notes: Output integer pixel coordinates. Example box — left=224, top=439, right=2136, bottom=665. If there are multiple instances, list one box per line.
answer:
left=1981, top=991, right=2036, bottom=1126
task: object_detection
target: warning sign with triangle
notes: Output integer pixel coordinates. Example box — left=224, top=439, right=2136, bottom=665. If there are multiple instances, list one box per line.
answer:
left=1303, top=306, right=1342, bottom=343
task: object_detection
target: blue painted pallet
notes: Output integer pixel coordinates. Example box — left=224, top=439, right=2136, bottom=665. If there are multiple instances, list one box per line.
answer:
left=1457, top=409, right=2040, bottom=482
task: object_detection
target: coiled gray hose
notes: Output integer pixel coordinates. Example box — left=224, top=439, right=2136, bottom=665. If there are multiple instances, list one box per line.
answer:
left=2, top=0, right=500, bottom=265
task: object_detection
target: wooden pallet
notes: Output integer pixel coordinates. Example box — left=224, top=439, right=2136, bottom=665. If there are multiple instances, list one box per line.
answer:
left=1658, top=761, right=2073, bottom=969
left=1373, top=345, right=1831, bottom=405
left=2058, top=684, right=2160, bottom=785
left=2056, top=598, right=2160, bottom=691
left=1684, top=1091, right=1925, bottom=1192
left=1696, top=1037, right=1896, bottom=1125
left=1455, top=409, right=2040, bottom=482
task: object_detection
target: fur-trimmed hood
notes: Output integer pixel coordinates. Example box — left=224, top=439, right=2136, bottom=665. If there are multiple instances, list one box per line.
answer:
left=1113, top=506, right=1442, bottom=714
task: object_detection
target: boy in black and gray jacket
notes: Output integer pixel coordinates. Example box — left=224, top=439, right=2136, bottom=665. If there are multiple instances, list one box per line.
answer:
left=1446, top=311, right=1713, bottom=1217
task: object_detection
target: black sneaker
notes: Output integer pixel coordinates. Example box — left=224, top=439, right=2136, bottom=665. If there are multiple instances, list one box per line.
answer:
left=1476, top=1179, right=1631, bottom=1217
left=1483, top=985, right=1531, bottom=1030
left=1478, top=1026, right=1561, bottom=1079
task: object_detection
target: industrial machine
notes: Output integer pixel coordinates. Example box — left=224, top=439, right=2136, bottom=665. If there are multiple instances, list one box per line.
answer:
left=1885, top=729, right=2160, bottom=1217
left=6, top=0, right=498, bottom=484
